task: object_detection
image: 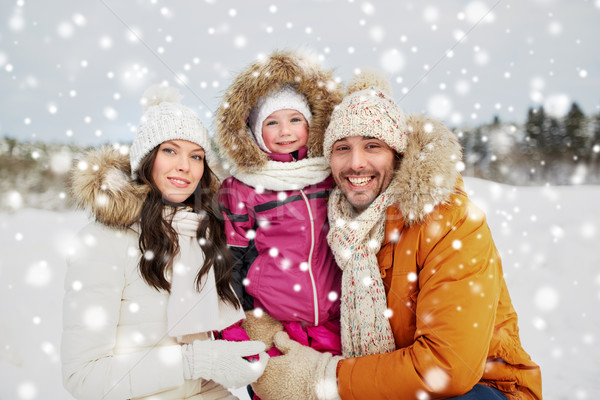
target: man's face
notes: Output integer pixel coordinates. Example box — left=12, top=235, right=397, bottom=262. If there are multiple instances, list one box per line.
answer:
left=329, top=136, right=396, bottom=213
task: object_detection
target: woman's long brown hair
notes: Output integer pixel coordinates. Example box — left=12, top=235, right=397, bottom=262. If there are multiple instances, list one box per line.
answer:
left=135, top=146, right=239, bottom=309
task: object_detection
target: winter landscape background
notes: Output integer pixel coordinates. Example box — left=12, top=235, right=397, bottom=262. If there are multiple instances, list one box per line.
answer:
left=1, top=1, right=599, bottom=399
left=2, top=178, right=599, bottom=399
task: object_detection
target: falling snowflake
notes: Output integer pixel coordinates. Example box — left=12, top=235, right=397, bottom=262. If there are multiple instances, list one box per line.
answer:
left=83, top=306, right=108, bottom=330
left=379, top=48, right=405, bottom=74
left=423, top=366, right=449, bottom=392
left=534, top=286, right=559, bottom=311
left=17, top=381, right=37, bottom=400
left=25, top=260, right=52, bottom=287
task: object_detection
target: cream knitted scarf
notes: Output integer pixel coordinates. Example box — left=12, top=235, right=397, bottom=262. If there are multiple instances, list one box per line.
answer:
left=165, top=209, right=244, bottom=337
left=231, top=156, right=331, bottom=191
left=327, top=185, right=397, bottom=358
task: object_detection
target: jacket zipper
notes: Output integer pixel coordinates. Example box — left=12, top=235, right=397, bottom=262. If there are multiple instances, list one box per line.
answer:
left=300, top=189, right=319, bottom=326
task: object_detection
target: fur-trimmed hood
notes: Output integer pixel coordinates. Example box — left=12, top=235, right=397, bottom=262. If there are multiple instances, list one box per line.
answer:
left=69, top=147, right=149, bottom=229
left=388, top=113, right=462, bottom=225
left=215, top=50, right=343, bottom=172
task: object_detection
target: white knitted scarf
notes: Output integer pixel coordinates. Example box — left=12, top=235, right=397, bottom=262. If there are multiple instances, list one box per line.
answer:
left=327, top=185, right=397, bottom=358
left=165, top=209, right=244, bottom=337
left=231, top=156, right=331, bottom=191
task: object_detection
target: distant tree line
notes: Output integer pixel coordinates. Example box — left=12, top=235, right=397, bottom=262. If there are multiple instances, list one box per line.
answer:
left=456, top=102, right=600, bottom=185
left=0, top=138, right=87, bottom=211
left=1, top=102, right=599, bottom=211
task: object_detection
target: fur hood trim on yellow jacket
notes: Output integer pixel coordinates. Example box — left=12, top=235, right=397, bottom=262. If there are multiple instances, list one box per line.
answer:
left=215, top=50, right=343, bottom=172
left=388, top=113, right=463, bottom=225
left=69, top=147, right=149, bottom=229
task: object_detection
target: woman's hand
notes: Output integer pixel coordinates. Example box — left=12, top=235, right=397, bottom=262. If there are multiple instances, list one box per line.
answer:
left=181, top=339, right=269, bottom=388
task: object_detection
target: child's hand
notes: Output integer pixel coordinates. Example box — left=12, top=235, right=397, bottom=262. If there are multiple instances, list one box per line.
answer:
left=242, top=310, right=284, bottom=351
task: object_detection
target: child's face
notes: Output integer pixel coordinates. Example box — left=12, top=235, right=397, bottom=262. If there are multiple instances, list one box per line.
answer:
left=261, top=109, right=308, bottom=154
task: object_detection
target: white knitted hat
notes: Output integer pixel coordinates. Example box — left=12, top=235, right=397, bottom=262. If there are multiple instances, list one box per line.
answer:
left=129, top=84, right=212, bottom=177
left=323, top=71, right=407, bottom=160
left=248, top=84, right=312, bottom=153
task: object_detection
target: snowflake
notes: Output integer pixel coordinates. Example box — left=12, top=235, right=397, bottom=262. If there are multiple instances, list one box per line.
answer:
left=423, top=366, right=449, bottom=392
left=25, top=260, right=51, bottom=287
left=83, top=306, right=108, bottom=330
left=17, top=381, right=37, bottom=400
left=534, top=286, right=559, bottom=311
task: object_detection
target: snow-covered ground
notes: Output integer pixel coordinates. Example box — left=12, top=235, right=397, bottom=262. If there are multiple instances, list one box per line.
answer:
left=1, top=177, right=598, bottom=399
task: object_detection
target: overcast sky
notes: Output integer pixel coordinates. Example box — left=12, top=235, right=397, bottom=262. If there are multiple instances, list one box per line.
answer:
left=1, top=0, right=599, bottom=146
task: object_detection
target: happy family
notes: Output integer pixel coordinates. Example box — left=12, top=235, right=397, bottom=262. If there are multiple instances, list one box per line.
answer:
left=61, top=50, right=542, bottom=400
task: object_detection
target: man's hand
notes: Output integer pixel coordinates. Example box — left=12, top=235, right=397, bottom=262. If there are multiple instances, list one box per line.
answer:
left=252, top=331, right=342, bottom=400
left=242, top=310, right=284, bottom=350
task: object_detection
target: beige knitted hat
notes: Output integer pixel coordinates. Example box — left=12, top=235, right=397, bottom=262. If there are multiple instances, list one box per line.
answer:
left=129, top=84, right=212, bottom=177
left=323, top=69, right=407, bottom=160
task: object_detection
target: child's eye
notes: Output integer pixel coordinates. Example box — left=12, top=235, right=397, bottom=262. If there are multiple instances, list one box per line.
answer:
left=266, top=120, right=277, bottom=126
left=291, top=117, right=302, bottom=123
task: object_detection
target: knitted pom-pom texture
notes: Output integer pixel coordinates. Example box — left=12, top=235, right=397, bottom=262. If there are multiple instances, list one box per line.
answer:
left=346, top=68, right=392, bottom=97
left=140, top=84, right=183, bottom=111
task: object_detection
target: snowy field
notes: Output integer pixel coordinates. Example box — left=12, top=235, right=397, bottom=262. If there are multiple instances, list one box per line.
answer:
left=1, top=177, right=598, bottom=400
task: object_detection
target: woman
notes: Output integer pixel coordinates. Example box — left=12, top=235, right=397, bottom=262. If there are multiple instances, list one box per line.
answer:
left=61, top=85, right=268, bottom=400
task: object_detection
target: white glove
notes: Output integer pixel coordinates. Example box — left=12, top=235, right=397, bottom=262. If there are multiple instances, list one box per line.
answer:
left=182, top=339, right=269, bottom=388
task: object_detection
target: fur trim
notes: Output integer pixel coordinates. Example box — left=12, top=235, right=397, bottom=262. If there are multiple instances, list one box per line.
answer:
left=390, top=114, right=463, bottom=225
left=215, top=50, right=343, bottom=172
left=69, top=147, right=149, bottom=229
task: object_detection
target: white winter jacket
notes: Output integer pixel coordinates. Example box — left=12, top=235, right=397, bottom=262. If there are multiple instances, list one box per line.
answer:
left=61, top=147, right=240, bottom=400
left=62, top=221, right=209, bottom=400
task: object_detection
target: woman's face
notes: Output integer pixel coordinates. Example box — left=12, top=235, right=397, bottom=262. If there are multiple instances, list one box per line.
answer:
left=151, top=139, right=205, bottom=203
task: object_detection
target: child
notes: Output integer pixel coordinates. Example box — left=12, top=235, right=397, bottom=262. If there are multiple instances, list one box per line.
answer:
left=61, top=85, right=268, bottom=399
left=216, top=50, right=344, bottom=362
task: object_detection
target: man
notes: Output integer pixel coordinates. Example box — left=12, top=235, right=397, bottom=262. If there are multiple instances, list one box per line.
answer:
left=247, top=73, right=542, bottom=400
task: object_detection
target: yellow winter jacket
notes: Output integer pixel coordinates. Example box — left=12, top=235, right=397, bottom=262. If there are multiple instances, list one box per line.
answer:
left=337, top=180, right=542, bottom=399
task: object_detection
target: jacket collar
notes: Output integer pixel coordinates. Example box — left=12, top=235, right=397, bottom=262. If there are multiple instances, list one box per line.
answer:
left=266, top=146, right=308, bottom=162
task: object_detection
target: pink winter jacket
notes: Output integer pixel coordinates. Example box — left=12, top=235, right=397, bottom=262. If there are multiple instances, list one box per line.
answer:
left=218, top=148, right=342, bottom=354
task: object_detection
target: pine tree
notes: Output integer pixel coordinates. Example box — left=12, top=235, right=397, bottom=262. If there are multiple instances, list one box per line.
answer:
left=524, top=107, right=548, bottom=162
left=590, top=113, right=600, bottom=181
left=564, top=102, right=589, bottom=161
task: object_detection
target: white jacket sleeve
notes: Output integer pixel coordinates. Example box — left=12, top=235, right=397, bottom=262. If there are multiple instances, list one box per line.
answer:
left=61, top=223, right=185, bottom=400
